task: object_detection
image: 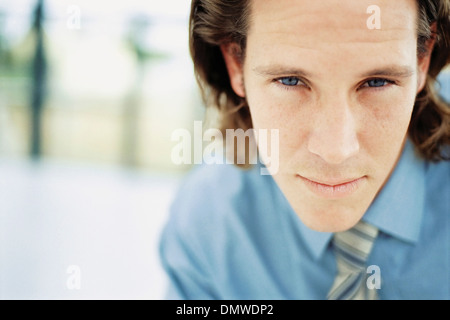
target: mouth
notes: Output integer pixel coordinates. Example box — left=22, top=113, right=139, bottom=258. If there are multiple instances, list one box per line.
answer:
left=296, top=175, right=367, bottom=199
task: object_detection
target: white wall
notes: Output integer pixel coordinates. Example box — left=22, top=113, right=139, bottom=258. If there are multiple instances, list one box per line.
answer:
left=0, top=158, right=181, bottom=299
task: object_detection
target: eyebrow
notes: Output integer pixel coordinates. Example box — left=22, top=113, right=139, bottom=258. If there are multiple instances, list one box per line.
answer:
left=253, top=66, right=312, bottom=78
left=252, top=65, right=415, bottom=79
left=360, top=65, right=416, bottom=78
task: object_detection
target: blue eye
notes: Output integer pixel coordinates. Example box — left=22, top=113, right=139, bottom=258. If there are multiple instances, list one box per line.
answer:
left=278, top=77, right=301, bottom=86
left=365, top=78, right=392, bottom=88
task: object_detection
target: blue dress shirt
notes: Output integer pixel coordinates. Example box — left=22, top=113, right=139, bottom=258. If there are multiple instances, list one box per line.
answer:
left=159, top=139, right=450, bottom=299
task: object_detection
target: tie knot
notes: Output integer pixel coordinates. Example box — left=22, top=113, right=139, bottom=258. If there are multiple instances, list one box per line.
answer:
left=333, top=220, right=378, bottom=271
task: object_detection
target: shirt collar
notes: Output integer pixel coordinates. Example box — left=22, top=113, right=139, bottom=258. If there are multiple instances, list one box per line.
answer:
left=363, top=139, right=425, bottom=244
left=282, top=138, right=426, bottom=260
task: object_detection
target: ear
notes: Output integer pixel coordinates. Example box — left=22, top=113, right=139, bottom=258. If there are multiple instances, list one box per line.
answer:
left=417, top=23, right=437, bottom=93
left=220, top=43, right=246, bottom=98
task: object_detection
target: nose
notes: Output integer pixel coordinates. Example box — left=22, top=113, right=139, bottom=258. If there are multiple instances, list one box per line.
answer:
left=307, top=99, right=360, bottom=164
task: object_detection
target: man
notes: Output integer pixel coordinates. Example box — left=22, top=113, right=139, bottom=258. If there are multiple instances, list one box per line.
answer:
left=159, top=0, right=450, bottom=299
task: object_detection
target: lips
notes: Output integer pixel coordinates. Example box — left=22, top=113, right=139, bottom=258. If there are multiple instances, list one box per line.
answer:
left=297, top=174, right=367, bottom=199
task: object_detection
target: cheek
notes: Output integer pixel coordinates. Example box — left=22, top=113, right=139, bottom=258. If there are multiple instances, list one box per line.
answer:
left=245, top=78, right=311, bottom=135
left=358, top=87, right=416, bottom=149
left=246, top=89, right=310, bottom=158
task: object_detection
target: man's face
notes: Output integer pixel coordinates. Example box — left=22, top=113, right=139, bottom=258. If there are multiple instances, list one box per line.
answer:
left=222, top=0, right=432, bottom=232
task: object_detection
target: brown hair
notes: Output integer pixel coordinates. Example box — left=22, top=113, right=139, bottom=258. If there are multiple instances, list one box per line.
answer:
left=190, top=0, right=450, bottom=161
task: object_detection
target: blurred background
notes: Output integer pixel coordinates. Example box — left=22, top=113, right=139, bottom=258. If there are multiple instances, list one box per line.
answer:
left=0, top=0, right=203, bottom=299
left=0, top=0, right=449, bottom=300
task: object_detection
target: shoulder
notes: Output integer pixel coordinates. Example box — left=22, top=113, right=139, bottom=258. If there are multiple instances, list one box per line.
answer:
left=163, top=163, right=273, bottom=243
left=425, top=159, right=450, bottom=190
left=172, top=163, right=256, bottom=210
left=424, top=159, right=450, bottom=215
left=175, top=163, right=251, bottom=205
left=159, top=163, right=287, bottom=299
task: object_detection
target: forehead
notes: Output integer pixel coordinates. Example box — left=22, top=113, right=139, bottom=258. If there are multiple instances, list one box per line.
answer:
left=247, top=0, right=418, bottom=51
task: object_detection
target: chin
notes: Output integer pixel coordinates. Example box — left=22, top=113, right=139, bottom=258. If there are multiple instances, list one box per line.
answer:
left=294, top=204, right=366, bottom=233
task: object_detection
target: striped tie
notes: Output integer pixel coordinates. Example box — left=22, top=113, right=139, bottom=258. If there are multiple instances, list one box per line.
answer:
left=327, top=220, right=379, bottom=300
